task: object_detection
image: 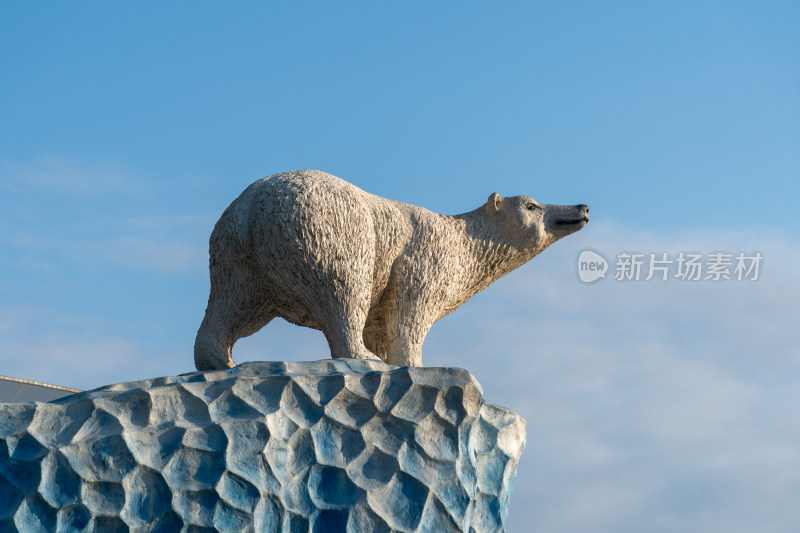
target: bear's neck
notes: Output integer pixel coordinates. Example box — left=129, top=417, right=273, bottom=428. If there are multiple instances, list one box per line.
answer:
left=451, top=211, right=545, bottom=299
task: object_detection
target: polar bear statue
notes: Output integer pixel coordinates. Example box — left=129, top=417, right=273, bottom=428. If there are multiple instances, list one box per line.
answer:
left=194, top=170, right=589, bottom=370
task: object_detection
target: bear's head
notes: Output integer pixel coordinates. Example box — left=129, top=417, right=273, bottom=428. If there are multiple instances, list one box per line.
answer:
left=485, top=192, right=589, bottom=250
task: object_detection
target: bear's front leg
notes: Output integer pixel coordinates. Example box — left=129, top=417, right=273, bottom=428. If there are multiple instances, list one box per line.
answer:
left=314, top=286, right=377, bottom=362
left=384, top=306, right=436, bottom=367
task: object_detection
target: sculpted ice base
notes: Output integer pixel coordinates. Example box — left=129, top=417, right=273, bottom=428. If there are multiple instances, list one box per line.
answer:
left=0, top=360, right=526, bottom=532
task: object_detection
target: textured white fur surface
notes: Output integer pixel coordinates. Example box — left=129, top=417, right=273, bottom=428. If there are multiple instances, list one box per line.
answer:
left=195, top=170, right=588, bottom=371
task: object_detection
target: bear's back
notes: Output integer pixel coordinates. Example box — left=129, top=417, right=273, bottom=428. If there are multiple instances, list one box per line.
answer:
left=247, top=169, right=373, bottom=206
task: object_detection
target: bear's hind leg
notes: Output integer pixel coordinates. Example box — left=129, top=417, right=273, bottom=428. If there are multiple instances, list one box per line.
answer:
left=194, top=310, right=276, bottom=371
left=194, top=316, right=237, bottom=371
left=194, top=257, right=276, bottom=371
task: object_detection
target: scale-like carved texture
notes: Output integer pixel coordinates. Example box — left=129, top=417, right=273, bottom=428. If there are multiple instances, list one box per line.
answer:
left=0, top=360, right=525, bottom=532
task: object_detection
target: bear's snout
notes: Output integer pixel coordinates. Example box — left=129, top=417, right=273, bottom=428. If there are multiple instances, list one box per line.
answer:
left=545, top=203, right=590, bottom=240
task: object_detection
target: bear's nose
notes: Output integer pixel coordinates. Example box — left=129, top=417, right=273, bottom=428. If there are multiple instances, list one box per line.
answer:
left=576, top=204, right=589, bottom=213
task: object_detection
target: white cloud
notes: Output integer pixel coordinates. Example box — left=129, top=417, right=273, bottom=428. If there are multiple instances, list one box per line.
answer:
left=95, top=212, right=215, bottom=273
left=2, top=333, right=147, bottom=390
left=0, top=156, right=144, bottom=197
left=88, top=236, right=208, bottom=273
left=0, top=156, right=216, bottom=275
left=0, top=305, right=189, bottom=391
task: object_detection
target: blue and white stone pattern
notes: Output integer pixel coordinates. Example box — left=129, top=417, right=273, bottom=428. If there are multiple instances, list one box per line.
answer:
left=0, top=360, right=526, bottom=532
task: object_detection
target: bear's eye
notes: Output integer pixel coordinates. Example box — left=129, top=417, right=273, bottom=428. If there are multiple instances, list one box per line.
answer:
left=526, top=203, right=538, bottom=211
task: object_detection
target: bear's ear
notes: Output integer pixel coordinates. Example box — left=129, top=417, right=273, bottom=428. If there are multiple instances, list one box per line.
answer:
left=486, top=192, right=503, bottom=215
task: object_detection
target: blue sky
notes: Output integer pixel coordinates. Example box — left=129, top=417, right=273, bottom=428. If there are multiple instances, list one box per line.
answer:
left=1, top=2, right=799, bottom=531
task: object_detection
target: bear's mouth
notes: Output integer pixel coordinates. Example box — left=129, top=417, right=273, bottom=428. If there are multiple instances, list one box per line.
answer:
left=555, top=216, right=589, bottom=226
